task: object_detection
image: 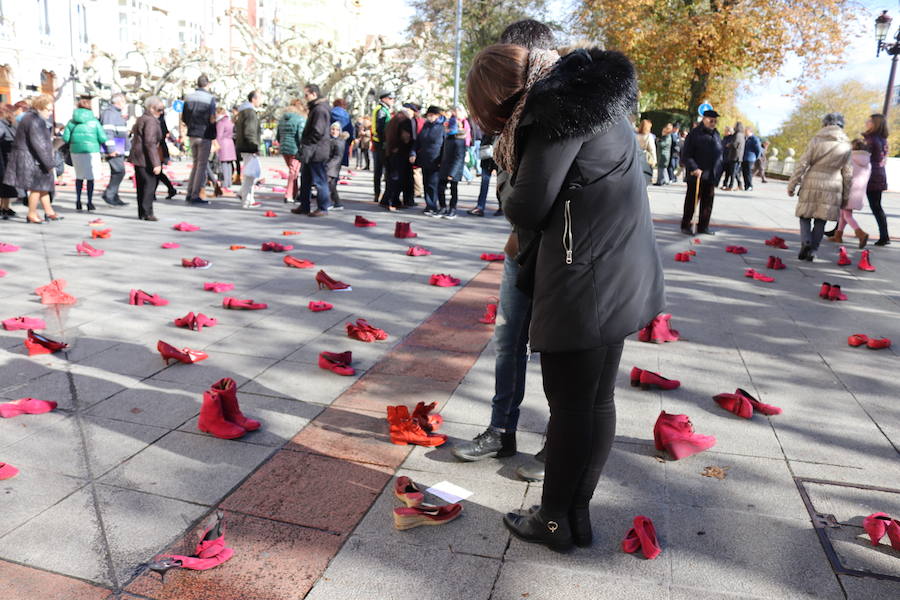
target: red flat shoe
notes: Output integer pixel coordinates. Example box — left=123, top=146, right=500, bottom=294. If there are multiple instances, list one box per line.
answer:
left=210, top=377, right=260, bottom=431
left=393, top=476, right=424, bottom=507
left=837, top=246, right=852, bottom=266
left=630, top=366, right=643, bottom=386
left=91, top=228, right=111, bottom=239
left=828, top=285, right=847, bottom=301
left=195, top=314, right=218, bottom=331
left=308, top=301, right=333, bottom=312
left=157, top=340, right=208, bottom=365
left=653, top=411, right=716, bottom=459
left=411, top=401, right=443, bottom=433
left=2, top=316, right=46, bottom=331
left=316, top=270, right=352, bottom=291
left=355, top=318, right=388, bottom=340
left=819, top=282, right=832, bottom=299
left=0, top=242, right=20, bottom=252
left=0, top=397, right=58, bottom=418
left=346, top=322, right=376, bottom=342
left=478, top=302, right=497, bottom=324
left=0, top=462, right=19, bottom=480
left=429, top=273, right=460, bottom=287
left=407, top=246, right=432, bottom=257
left=318, top=351, right=355, bottom=376
left=25, top=329, right=68, bottom=355
left=161, top=242, right=181, bottom=249
left=261, top=242, right=293, bottom=252
left=867, top=337, right=892, bottom=350
left=847, top=334, right=869, bottom=347
left=284, top=255, right=315, bottom=268
left=480, top=253, right=505, bottom=261
left=222, top=297, right=268, bottom=310
left=744, top=268, right=774, bottom=282
left=182, top=257, right=212, bottom=269
left=639, top=370, right=680, bottom=390
left=203, top=282, right=234, bottom=293
left=354, top=215, right=376, bottom=227
left=393, top=503, right=462, bottom=530
left=173, top=222, right=200, bottom=231
left=174, top=312, right=197, bottom=330
left=735, top=387, right=782, bottom=416
left=394, top=222, right=417, bottom=238
left=713, top=393, right=754, bottom=418
left=858, top=249, right=875, bottom=272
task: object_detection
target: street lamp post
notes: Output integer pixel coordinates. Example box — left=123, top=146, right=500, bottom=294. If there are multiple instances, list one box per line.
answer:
left=452, top=0, right=462, bottom=108
left=876, top=10, right=900, bottom=117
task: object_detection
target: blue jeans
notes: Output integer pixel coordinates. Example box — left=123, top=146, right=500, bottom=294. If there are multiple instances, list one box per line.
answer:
left=476, top=170, right=493, bottom=211
left=799, top=217, right=826, bottom=251
left=299, top=161, right=330, bottom=212
left=471, top=141, right=482, bottom=175
left=489, top=256, right=532, bottom=432
left=422, top=168, right=439, bottom=211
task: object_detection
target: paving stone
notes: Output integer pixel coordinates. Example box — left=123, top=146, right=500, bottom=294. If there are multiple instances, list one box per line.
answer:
left=238, top=358, right=358, bottom=405
left=0, top=559, right=111, bottom=600
left=368, top=344, right=478, bottom=382
left=492, top=561, right=669, bottom=600
left=331, top=372, right=458, bottom=414
left=0, top=465, right=86, bottom=538
left=148, top=352, right=278, bottom=388
left=87, top=381, right=208, bottom=429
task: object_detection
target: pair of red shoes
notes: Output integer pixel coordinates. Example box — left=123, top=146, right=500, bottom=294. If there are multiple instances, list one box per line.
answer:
left=76, top=242, right=104, bottom=257
left=198, top=377, right=260, bottom=439
left=318, top=351, right=354, bottom=376
left=2, top=316, right=46, bottom=331
left=316, top=269, right=351, bottom=291
left=149, top=511, right=233, bottom=579
left=713, top=388, right=782, bottom=419
left=182, top=257, right=211, bottom=269
left=819, top=282, right=847, bottom=301
left=744, top=268, right=774, bottom=282
left=346, top=318, right=387, bottom=342
left=480, top=253, right=505, bottom=262
left=157, top=340, right=208, bottom=365
left=395, top=222, right=417, bottom=238
left=174, top=312, right=218, bottom=332
left=91, top=228, right=111, bottom=239
left=130, top=289, right=169, bottom=306
left=726, top=245, right=748, bottom=254
left=863, top=513, right=900, bottom=549
left=407, top=246, right=431, bottom=257
left=848, top=334, right=892, bottom=349
left=36, top=280, right=76, bottom=305
left=630, top=367, right=680, bottom=390
left=764, top=236, right=788, bottom=249
left=262, top=242, right=293, bottom=252
left=0, top=397, right=57, bottom=418
left=284, top=255, right=315, bottom=269
left=622, top=515, right=661, bottom=559
left=638, top=314, right=679, bottom=343
left=222, top=297, right=267, bottom=310
left=766, top=256, right=786, bottom=270
left=429, top=273, right=460, bottom=287
left=653, top=411, right=716, bottom=460
left=308, top=301, right=333, bottom=312
left=24, top=330, right=68, bottom=355
left=387, top=403, right=446, bottom=447
left=354, top=215, right=376, bottom=227
left=838, top=247, right=877, bottom=271
left=674, top=252, right=692, bottom=262
left=203, top=282, right=234, bottom=293
left=173, top=222, right=200, bottom=231
left=393, top=476, right=462, bottom=530
left=479, top=301, right=497, bottom=324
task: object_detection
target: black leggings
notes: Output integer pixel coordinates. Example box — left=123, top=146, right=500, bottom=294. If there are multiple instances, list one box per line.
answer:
left=540, top=342, right=624, bottom=515
left=438, top=179, right=458, bottom=210
left=867, top=190, right=890, bottom=242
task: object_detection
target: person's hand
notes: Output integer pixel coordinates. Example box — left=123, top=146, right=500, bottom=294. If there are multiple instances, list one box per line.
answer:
left=152, top=166, right=161, bottom=175
left=107, top=152, right=118, bottom=158
left=691, top=169, right=702, bottom=177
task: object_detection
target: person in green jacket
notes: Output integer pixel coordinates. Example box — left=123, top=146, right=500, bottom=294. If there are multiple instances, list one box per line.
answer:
left=275, top=99, right=306, bottom=202
left=63, top=95, right=110, bottom=210
left=654, top=123, right=673, bottom=186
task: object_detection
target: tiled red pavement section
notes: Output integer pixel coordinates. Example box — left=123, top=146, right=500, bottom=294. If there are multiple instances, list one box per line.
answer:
left=0, top=561, right=111, bottom=600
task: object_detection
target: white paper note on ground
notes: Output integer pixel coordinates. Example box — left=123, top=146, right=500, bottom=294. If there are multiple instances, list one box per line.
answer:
left=425, top=481, right=473, bottom=504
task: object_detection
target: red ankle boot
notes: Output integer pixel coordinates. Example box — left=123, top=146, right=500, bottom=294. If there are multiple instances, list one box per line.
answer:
left=394, top=222, right=417, bottom=238
left=857, top=249, right=875, bottom=272
left=389, top=405, right=447, bottom=446
left=411, top=401, right=443, bottom=433
left=653, top=411, right=716, bottom=459
left=819, top=282, right=832, bottom=299
left=837, top=246, right=852, bottom=266
left=354, top=215, right=376, bottom=227
left=771, top=256, right=786, bottom=270
left=828, top=284, right=847, bottom=301
left=197, top=389, right=246, bottom=439
left=211, top=377, right=260, bottom=431
left=651, top=314, right=680, bottom=342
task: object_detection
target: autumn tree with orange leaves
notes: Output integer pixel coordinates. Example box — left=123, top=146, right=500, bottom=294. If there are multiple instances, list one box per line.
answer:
left=577, top=0, right=862, bottom=117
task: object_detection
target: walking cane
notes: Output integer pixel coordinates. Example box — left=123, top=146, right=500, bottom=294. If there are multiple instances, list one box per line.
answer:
left=692, top=174, right=701, bottom=230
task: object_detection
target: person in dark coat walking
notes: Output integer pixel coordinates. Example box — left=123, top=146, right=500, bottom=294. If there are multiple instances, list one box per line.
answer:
left=100, top=93, right=130, bottom=206
left=3, top=94, right=61, bottom=223
left=326, top=122, right=349, bottom=210
left=863, top=114, right=891, bottom=245
left=157, top=110, right=178, bottom=199
left=0, top=105, right=18, bottom=219
left=127, top=96, right=165, bottom=220
left=723, top=122, right=745, bottom=190
left=469, top=44, right=665, bottom=552
left=234, top=90, right=262, bottom=209
left=381, top=108, right=414, bottom=211
left=668, top=123, right=682, bottom=183
left=436, top=109, right=467, bottom=219
left=412, top=106, right=444, bottom=215
left=681, top=110, right=724, bottom=235
left=371, top=91, right=394, bottom=201
left=293, top=84, right=332, bottom=216
left=742, top=128, right=762, bottom=191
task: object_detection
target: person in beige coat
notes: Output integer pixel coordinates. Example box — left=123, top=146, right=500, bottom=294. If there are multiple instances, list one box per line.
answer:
left=787, top=113, right=852, bottom=261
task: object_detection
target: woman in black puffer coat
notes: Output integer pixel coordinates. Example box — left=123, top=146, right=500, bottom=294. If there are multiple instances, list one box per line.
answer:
left=468, top=45, right=664, bottom=551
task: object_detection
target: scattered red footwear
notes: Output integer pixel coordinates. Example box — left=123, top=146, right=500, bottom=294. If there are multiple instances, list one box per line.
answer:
left=157, top=340, right=208, bottom=365
left=174, top=312, right=196, bottom=329
left=346, top=322, right=376, bottom=342
left=308, top=301, right=333, bottom=312
left=407, top=246, right=432, bottom=256
left=195, top=314, right=218, bottom=331
left=764, top=236, right=788, bottom=249
left=837, top=246, right=852, bottom=266
left=847, top=333, right=869, bottom=347
left=622, top=516, right=661, bottom=559
left=827, top=284, right=847, bottom=301
left=318, top=351, right=355, bottom=376
left=129, top=289, right=169, bottom=306
left=674, top=252, right=691, bottom=262
left=88, top=218, right=105, bottom=226
left=282, top=230, right=301, bottom=236
left=858, top=249, right=875, bottom=272
left=355, top=318, right=388, bottom=340
left=637, top=314, right=679, bottom=343
left=91, top=228, right=111, bottom=239
left=411, top=401, right=443, bottom=433
left=182, top=257, right=212, bottom=269
left=726, top=245, right=748, bottom=254
left=735, top=388, right=782, bottom=416
left=316, top=269, right=351, bottom=291
left=480, top=253, right=505, bottom=261
left=0, top=397, right=58, bottom=418
left=0, top=242, right=19, bottom=252
left=210, top=377, right=260, bottom=431
left=630, top=367, right=680, bottom=390
left=263, top=210, right=277, bottom=217
left=867, top=337, right=892, bottom=350
left=197, top=388, right=246, bottom=440
left=653, top=411, right=716, bottom=460
left=284, top=255, right=315, bottom=269
left=767, top=256, right=786, bottom=270
left=394, top=476, right=424, bottom=507
left=261, top=242, right=293, bottom=252
left=387, top=405, right=447, bottom=447
left=173, top=222, right=200, bottom=231
left=2, top=316, right=46, bottom=331
left=229, top=245, right=246, bottom=250
left=394, top=221, right=417, bottom=238
left=354, top=215, right=376, bottom=227
left=429, top=273, right=460, bottom=287
left=819, top=282, right=832, bottom=299
left=222, top=297, right=268, bottom=310
left=744, top=268, right=774, bottom=282
left=713, top=392, right=754, bottom=419
left=35, top=279, right=76, bottom=305
left=161, top=242, right=181, bottom=249
left=394, top=504, right=462, bottom=530
left=203, top=282, right=234, bottom=293
left=0, top=462, right=18, bottom=480
left=862, top=513, right=900, bottom=549
left=24, top=330, right=68, bottom=355
left=479, top=302, right=497, bottom=324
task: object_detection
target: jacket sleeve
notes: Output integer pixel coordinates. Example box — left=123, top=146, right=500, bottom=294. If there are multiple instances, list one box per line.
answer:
left=499, top=133, right=584, bottom=232
left=787, top=144, right=812, bottom=195
left=247, top=112, right=260, bottom=152
left=375, top=109, right=388, bottom=142
left=27, top=118, right=54, bottom=171
left=682, top=132, right=699, bottom=173
left=143, top=119, right=162, bottom=168
left=62, top=122, right=73, bottom=144
left=840, top=157, right=852, bottom=206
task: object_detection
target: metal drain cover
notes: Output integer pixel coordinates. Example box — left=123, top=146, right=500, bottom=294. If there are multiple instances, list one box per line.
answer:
left=795, top=477, right=900, bottom=582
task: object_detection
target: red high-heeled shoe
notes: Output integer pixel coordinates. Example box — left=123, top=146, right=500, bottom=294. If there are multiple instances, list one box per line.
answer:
left=837, top=246, right=852, bottom=266
left=630, top=366, right=643, bottom=386
left=393, top=476, right=424, bottom=507
left=210, top=377, right=260, bottom=431
left=129, top=289, right=169, bottom=306
left=355, top=318, right=388, bottom=340
left=157, top=340, right=208, bottom=365
left=735, top=387, right=782, bottom=416
left=713, top=392, right=754, bottom=419
left=0, top=397, right=58, bottom=418
left=867, top=337, right=892, bottom=350
left=316, top=270, right=352, bottom=291
left=222, top=297, right=268, bottom=310
left=261, top=242, right=293, bottom=252
left=318, top=351, right=355, bottom=376
left=174, top=312, right=197, bottom=329
left=394, top=222, right=417, bottom=238
left=308, top=301, right=333, bottom=312
left=0, top=462, right=19, bottom=480
left=91, top=228, right=111, bottom=239
left=203, top=282, right=234, bottom=293
left=863, top=512, right=893, bottom=546
left=195, top=314, right=218, bottom=331
left=858, top=249, right=875, bottom=272
left=480, top=253, right=505, bottom=261
left=847, top=333, right=869, bottom=347
left=284, top=255, right=315, bottom=268
left=354, top=215, right=376, bottom=227
left=639, top=370, right=680, bottom=390
left=622, top=515, right=661, bottom=559
left=24, top=330, right=68, bottom=355
left=653, top=411, right=716, bottom=459
left=194, top=511, right=227, bottom=559
left=2, top=316, right=46, bottom=331
left=407, top=246, right=432, bottom=256
left=828, top=284, right=847, bottom=301
left=196, top=388, right=246, bottom=439
left=478, top=302, right=497, bottom=324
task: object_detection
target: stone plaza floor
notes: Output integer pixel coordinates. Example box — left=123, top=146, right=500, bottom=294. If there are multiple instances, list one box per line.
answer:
left=1, top=157, right=899, bottom=599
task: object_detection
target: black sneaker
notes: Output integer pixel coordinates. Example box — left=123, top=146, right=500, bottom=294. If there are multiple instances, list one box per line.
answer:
left=423, top=208, right=436, bottom=216
left=467, top=208, right=484, bottom=216
left=431, top=208, right=446, bottom=218
left=874, top=239, right=891, bottom=246
left=190, top=198, right=210, bottom=205
left=680, top=227, right=693, bottom=235
left=443, top=209, right=458, bottom=220
left=798, top=244, right=812, bottom=261
left=451, top=428, right=517, bottom=462
left=493, top=209, right=504, bottom=216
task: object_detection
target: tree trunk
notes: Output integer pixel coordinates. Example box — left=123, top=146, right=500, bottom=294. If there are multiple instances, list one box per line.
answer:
left=688, top=68, right=710, bottom=119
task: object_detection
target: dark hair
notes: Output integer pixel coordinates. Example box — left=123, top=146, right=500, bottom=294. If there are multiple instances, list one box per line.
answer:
left=499, top=19, right=555, bottom=50
left=384, top=110, right=411, bottom=155
left=0, top=104, right=13, bottom=123
left=466, top=44, right=529, bottom=134
left=197, top=75, right=210, bottom=88
left=851, top=137, right=869, bottom=151
left=867, top=113, right=889, bottom=139
left=305, top=84, right=321, bottom=98
left=822, top=112, right=844, bottom=128
left=247, top=90, right=259, bottom=102
left=333, top=98, right=345, bottom=108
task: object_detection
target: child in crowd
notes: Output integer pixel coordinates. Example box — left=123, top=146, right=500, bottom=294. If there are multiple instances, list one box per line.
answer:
left=829, top=138, right=871, bottom=247
left=327, top=122, right=349, bottom=211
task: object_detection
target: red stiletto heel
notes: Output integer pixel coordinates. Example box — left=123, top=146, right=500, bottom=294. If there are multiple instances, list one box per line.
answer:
left=157, top=340, right=208, bottom=365
left=24, top=330, right=68, bottom=355
left=713, top=392, right=754, bottom=419
left=194, top=314, right=218, bottom=331
left=316, top=270, right=352, bottom=291
left=174, top=312, right=197, bottom=330
left=735, top=388, right=782, bottom=416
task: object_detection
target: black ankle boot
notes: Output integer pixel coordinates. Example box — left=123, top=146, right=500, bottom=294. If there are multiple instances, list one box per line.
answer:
left=568, top=506, right=593, bottom=547
left=503, top=507, right=573, bottom=552
left=75, top=200, right=82, bottom=211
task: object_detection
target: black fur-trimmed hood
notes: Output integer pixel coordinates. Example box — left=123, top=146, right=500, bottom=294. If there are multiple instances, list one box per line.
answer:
left=523, top=48, right=638, bottom=141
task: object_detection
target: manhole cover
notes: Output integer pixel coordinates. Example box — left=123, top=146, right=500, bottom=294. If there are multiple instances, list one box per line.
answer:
left=795, top=477, right=900, bottom=582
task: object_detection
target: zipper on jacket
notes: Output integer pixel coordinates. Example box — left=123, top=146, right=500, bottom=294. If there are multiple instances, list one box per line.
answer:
left=563, top=200, right=573, bottom=265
